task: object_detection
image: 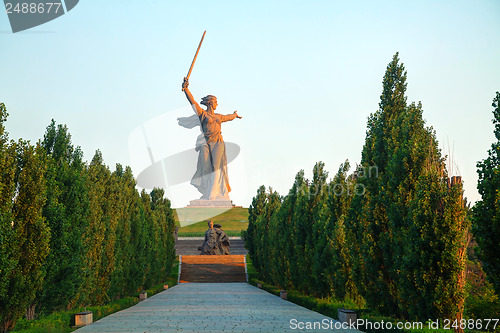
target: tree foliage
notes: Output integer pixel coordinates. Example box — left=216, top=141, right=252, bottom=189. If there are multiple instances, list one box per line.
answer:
left=347, top=54, right=469, bottom=320
left=245, top=53, right=470, bottom=324
left=473, top=91, right=500, bottom=295
left=0, top=113, right=176, bottom=331
left=0, top=139, right=50, bottom=332
left=40, top=120, right=88, bottom=311
left=0, top=103, right=16, bottom=324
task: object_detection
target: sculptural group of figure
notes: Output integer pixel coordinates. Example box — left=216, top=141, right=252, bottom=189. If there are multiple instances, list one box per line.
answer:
left=199, top=220, right=230, bottom=255
left=178, top=32, right=240, bottom=255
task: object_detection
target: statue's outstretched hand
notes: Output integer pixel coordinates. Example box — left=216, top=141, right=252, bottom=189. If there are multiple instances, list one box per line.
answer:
left=234, top=111, right=242, bottom=119
left=182, top=77, right=189, bottom=91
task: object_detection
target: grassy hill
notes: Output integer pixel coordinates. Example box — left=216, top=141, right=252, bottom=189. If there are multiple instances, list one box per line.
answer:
left=174, top=207, right=248, bottom=237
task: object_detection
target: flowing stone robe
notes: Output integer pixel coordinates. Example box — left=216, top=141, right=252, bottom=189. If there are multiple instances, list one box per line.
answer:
left=178, top=110, right=236, bottom=200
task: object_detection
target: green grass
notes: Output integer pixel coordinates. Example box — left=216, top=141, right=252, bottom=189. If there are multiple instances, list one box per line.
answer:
left=13, top=298, right=138, bottom=333
left=12, top=258, right=180, bottom=333
left=175, top=207, right=248, bottom=237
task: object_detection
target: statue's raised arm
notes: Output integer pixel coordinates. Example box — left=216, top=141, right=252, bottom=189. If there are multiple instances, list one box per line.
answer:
left=182, top=78, right=204, bottom=116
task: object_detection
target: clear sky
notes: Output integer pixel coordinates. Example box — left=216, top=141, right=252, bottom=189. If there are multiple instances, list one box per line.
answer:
left=1, top=0, right=500, bottom=208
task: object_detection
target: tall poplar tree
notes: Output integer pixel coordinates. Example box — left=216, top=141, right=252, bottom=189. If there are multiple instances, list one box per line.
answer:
left=350, top=53, right=409, bottom=314
left=246, top=186, right=281, bottom=280
left=289, top=171, right=311, bottom=292
left=108, top=164, right=136, bottom=299
left=303, top=162, right=328, bottom=295
left=1, top=141, right=50, bottom=331
left=41, top=120, right=89, bottom=311
left=322, top=161, right=361, bottom=302
left=259, top=188, right=281, bottom=281
left=245, top=185, right=267, bottom=271
left=83, top=150, right=111, bottom=305
left=473, top=91, right=500, bottom=295
left=0, top=103, right=17, bottom=333
left=269, top=172, right=306, bottom=290
left=150, top=187, right=176, bottom=285
left=351, top=53, right=468, bottom=320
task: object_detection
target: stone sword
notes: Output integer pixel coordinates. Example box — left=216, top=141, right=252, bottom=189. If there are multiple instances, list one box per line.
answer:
left=182, top=30, right=206, bottom=91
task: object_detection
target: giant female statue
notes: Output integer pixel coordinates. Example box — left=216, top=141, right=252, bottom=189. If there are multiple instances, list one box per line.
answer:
left=181, top=77, right=242, bottom=200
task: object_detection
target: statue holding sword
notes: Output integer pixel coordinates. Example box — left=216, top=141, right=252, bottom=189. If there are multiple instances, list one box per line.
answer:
left=179, top=31, right=242, bottom=200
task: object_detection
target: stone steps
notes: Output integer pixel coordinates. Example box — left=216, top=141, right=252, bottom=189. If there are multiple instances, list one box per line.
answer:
left=179, top=255, right=247, bottom=283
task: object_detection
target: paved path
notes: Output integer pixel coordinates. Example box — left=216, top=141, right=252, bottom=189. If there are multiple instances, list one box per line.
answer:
left=74, top=283, right=361, bottom=332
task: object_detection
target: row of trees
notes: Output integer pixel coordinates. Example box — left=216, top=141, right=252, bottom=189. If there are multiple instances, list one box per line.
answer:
left=244, top=54, right=472, bottom=322
left=0, top=107, right=176, bottom=332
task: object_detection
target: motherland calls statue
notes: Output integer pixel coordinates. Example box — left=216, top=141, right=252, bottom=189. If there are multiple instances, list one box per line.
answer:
left=178, top=31, right=242, bottom=204
left=180, top=78, right=241, bottom=200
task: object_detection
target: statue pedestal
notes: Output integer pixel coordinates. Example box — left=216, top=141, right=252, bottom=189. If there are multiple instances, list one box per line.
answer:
left=186, top=199, right=238, bottom=208
left=178, top=200, right=242, bottom=227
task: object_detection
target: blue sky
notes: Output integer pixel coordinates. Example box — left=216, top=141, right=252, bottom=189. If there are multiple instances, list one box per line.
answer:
left=1, top=0, right=500, bottom=207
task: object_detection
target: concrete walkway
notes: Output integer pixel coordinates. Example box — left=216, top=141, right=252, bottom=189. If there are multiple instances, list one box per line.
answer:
left=74, top=283, right=361, bottom=332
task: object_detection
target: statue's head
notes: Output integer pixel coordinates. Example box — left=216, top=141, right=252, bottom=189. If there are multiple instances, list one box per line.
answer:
left=207, top=220, right=214, bottom=229
left=201, top=95, right=217, bottom=109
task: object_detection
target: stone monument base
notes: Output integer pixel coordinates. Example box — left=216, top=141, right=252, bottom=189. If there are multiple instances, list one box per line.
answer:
left=186, top=199, right=239, bottom=208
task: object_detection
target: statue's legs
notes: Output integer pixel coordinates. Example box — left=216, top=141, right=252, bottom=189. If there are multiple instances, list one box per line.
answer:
left=191, top=144, right=212, bottom=199
left=207, top=142, right=230, bottom=200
